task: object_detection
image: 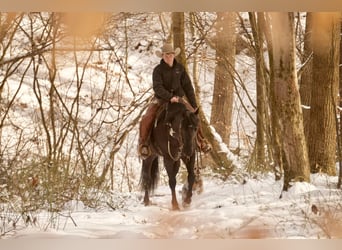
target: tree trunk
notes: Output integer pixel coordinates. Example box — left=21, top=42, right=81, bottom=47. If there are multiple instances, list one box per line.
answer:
left=308, top=12, right=340, bottom=176
left=188, top=12, right=235, bottom=178
left=263, top=13, right=286, bottom=181
left=338, top=20, right=342, bottom=189
left=210, top=12, right=236, bottom=145
left=248, top=12, right=268, bottom=171
left=172, top=12, right=187, bottom=68
left=270, top=12, right=310, bottom=191
left=299, top=12, right=313, bottom=142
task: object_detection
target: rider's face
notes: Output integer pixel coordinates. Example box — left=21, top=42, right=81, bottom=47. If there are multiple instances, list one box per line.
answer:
left=162, top=53, right=175, bottom=67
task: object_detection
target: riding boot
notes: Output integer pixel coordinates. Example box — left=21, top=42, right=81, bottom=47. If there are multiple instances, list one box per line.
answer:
left=138, top=99, right=161, bottom=159
left=138, top=141, right=151, bottom=159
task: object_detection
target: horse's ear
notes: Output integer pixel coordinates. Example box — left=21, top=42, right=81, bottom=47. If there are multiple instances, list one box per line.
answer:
left=194, top=108, right=199, bottom=115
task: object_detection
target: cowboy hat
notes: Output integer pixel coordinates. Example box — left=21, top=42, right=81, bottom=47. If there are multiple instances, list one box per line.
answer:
left=155, top=43, right=181, bottom=58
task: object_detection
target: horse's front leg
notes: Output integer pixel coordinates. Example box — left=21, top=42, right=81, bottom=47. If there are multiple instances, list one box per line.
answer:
left=143, top=190, right=150, bottom=206
left=165, top=159, right=180, bottom=210
left=182, top=155, right=195, bottom=207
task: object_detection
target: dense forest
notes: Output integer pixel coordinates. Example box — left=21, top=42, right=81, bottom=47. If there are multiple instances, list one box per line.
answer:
left=0, top=12, right=341, bottom=236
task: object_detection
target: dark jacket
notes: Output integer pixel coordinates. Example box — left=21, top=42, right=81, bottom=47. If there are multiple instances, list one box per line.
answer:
left=152, top=59, right=198, bottom=109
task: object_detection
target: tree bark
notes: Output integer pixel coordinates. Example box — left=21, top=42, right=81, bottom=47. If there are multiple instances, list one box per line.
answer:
left=308, top=12, right=340, bottom=175
left=210, top=12, right=236, bottom=145
left=188, top=12, right=235, bottom=177
left=270, top=12, right=310, bottom=191
left=262, top=13, right=286, bottom=180
left=299, top=12, right=313, bottom=142
left=172, top=12, right=187, bottom=68
left=338, top=20, right=342, bottom=189
left=248, top=12, right=269, bottom=171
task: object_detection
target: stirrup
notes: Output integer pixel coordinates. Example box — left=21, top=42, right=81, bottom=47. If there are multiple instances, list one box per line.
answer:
left=139, top=144, right=151, bottom=159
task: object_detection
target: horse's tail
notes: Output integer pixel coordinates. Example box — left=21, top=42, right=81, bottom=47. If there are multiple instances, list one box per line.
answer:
left=140, top=157, right=159, bottom=193
left=150, top=157, right=159, bottom=192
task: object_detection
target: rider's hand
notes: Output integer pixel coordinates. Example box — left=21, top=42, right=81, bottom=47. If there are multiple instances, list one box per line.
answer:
left=170, top=96, right=179, bottom=103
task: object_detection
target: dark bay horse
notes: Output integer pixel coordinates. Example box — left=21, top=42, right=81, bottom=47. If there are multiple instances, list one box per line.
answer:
left=139, top=102, right=199, bottom=210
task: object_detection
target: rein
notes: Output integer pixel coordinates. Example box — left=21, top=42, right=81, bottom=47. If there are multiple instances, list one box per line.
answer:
left=164, top=102, right=182, bottom=161
left=167, top=123, right=183, bottom=161
left=195, top=149, right=203, bottom=182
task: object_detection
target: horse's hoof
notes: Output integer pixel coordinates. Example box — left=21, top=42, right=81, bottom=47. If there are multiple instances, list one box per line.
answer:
left=172, top=204, right=180, bottom=211
left=182, top=198, right=191, bottom=208
left=183, top=196, right=192, bottom=204
left=143, top=200, right=152, bottom=206
left=182, top=201, right=191, bottom=208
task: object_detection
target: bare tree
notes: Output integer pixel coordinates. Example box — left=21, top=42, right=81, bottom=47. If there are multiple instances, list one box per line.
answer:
left=210, top=12, right=236, bottom=145
left=308, top=12, right=340, bottom=175
left=188, top=12, right=235, bottom=177
left=338, top=20, right=342, bottom=189
left=172, top=12, right=187, bottom=67
left=299, top=12, right=313, bottom=141
left=270, top=12, right=310, bottom=192
left=248, top=12, right=269, bottom=172
left=0, top=12, right=160, bottom=212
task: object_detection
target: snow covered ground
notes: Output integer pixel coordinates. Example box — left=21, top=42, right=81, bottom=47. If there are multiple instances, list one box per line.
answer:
left=2, top=171, right=341, bottom=239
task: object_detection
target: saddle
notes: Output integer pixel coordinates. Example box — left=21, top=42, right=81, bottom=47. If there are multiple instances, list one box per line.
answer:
left=139, top=100, right=211, bottom=159
left=153, top=103, right=169, bottom=128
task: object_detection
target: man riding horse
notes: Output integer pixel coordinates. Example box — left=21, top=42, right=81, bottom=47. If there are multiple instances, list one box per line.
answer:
left=138, top=42, right=211, bottom=159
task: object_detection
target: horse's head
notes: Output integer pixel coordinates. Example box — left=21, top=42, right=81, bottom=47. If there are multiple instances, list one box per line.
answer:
left=165, top=103, right=199, bottom=158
